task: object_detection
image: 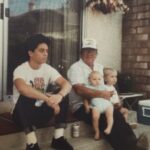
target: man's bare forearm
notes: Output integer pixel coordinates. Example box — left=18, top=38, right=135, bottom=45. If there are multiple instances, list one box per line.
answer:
left=73, top=84, right=113, bottom=100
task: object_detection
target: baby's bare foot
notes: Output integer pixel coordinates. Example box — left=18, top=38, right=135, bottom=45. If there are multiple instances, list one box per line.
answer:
left=94, top=132, right=100, bottom=140
left=104, top=127, right=112, bottom=135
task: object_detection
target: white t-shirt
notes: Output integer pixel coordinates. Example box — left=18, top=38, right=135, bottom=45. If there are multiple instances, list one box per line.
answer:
left=105, top=85, right=120, bottom=104
left=13, top=61, right=61, bottom=105
left=67, top=59, right=104, bottom=112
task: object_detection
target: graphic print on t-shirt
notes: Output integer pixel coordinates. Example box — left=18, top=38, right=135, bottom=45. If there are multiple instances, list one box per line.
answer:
left=30, top=77, right=45, bottom=93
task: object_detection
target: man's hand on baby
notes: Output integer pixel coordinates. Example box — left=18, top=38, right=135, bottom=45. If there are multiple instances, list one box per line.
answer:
left=101, top=90, right=114, bottom=100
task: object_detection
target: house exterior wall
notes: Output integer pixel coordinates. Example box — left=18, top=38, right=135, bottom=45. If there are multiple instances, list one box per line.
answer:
left=84, top=8, right=123, bottom=71
left=122, top=0, right=150, bottom=97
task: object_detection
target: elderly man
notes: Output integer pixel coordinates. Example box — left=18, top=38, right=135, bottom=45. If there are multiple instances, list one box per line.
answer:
left=67, top=39, right=148, bottom=150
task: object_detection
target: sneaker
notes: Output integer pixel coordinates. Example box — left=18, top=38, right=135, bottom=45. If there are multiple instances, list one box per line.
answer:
left=136, top=133, right=148, bottom=150
left=26, top=143, right=40, bottom=150
left=51, top=136, right=73, bottom=150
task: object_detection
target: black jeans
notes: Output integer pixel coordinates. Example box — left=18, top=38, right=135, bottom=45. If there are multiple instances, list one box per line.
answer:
left=12, top=95, right=69, bottom=133
left=74, top=105, right=137, bottom=150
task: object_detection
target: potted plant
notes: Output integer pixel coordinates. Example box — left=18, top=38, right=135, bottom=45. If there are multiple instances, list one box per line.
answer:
left=85, top=0, right=129, bottom=14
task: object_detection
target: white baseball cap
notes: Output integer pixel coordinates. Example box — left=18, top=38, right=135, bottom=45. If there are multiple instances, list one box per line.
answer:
left=82, top=39, right=97, bottom=50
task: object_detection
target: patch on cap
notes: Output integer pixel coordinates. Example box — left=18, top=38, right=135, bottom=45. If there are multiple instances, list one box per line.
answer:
left=82, top=39, right=97, bottom=49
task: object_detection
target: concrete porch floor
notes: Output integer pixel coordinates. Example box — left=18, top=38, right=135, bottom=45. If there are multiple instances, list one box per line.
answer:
left=0, top=101, right=150, bottom=150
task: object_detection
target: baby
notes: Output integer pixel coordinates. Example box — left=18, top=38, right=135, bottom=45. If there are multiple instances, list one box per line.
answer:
left=84, top=71, right=114, bottom=140
left=104, top=68, right=128, bottom=122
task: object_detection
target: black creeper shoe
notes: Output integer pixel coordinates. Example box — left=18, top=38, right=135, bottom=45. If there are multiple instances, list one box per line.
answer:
left=26, top=143, right=40, bottom=150
left=51, top=136, right=73, bottom=150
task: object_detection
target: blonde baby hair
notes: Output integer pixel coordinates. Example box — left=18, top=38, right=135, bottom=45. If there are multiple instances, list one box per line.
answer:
left=89, top=71, right=101, bottom=79
left=103, top=67, right=117, bottom=77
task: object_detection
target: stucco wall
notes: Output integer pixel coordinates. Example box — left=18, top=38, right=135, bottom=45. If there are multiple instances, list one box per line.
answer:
left=83, top=9, right=123, bottom=71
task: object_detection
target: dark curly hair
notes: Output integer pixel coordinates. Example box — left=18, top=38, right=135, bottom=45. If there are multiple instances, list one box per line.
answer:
left=25, top=34, right=50, bottom=52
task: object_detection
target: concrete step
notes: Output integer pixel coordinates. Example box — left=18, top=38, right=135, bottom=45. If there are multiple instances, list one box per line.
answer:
left=40, top=136, right=112, bottom=150
left=0, top=100, right=112, bottom=150
left=1, top=136, right=112, bottom=150
left=1, top=111, right=150, bottom=150
left=0, top=121, right=112, bottom=150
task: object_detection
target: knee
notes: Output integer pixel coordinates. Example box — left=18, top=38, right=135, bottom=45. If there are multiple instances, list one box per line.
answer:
left=92, top=111, right=100, bottom=120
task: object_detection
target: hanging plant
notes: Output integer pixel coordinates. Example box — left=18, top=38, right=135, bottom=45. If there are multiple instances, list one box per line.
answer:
left=85, top=0, right=129, bottom=14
